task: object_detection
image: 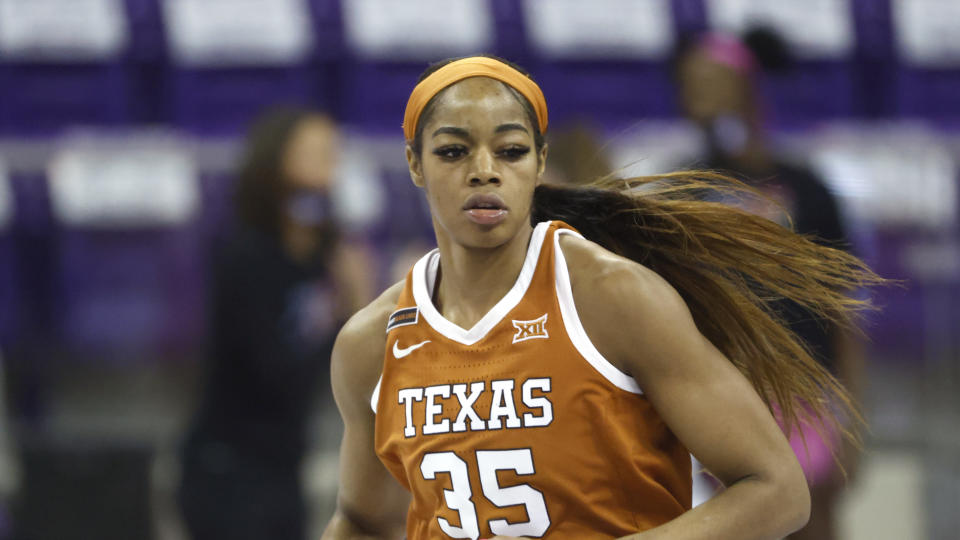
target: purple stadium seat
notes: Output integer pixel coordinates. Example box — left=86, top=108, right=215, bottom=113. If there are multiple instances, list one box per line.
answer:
left=518, top=0, right=680, bottom=129
left=885, top=0, right=960, bottom=126
left=760, top=62, right=857, bottom=129
left=529, top=60, right=678, bottom=130
left=337, top=0, right=504, bottom=132
left=894, top=69, right=960, bottom=128
left=338, top=0, right=688, bottom=133
left=0, top=0, right=135, bottom=134
left=161, top=0, right=329, bottom=134
left=339, top=62, right=424, bottom=133
left=0, top=62, right=132, bottom=135
left=45, top=138, right=207, bottom=356
left=167, top=66, right=324, bottom=135
left=54, top=226, right=206, bottom=354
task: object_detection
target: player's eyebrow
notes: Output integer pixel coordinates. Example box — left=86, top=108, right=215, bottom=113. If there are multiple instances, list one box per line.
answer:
left=495, top=123, right=528, bottom=134
left=432, top=126, right=470, bottom=138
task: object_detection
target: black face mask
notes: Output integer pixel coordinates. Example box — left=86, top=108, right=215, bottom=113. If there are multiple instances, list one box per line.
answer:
left=285, top=189, right=333, bottom=228
left=704, top=113, right=750, bottom=158
left=283, top=189, right=339, bottom=267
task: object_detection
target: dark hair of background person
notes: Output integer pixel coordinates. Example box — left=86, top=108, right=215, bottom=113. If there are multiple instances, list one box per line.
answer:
left=234, top=106, right=323, bottom=239
left=670, top=26, right=793, bottom=79
left=408, top=55, right=887, bottom=450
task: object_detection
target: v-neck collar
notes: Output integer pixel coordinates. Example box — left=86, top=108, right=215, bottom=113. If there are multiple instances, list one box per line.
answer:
left=412, top=221, right=551, bottom=346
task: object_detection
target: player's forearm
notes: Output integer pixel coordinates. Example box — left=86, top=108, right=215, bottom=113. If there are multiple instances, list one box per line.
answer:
left=319, top=511, right=364, bottom=540
left=620, top=472, right=810, bottom=540
left=321, top=510, right=400, bottom=540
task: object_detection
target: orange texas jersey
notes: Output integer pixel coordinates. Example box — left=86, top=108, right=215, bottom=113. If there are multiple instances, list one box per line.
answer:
left=372, top=221, right=691, bottom=540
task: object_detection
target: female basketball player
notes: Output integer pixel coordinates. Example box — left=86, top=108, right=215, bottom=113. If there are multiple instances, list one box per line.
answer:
left=321, top=56, right=881, bottom=540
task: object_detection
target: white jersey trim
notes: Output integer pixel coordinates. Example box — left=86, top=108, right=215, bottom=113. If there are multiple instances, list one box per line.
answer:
left=411, top=221, right=552, bottom=346
left=370, top=375, right=382, bottom=413
left=554, top=229, right=643, bottom=394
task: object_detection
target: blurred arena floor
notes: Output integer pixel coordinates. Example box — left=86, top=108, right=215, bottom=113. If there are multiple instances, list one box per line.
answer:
left=30, top=348, right=958, bottom=540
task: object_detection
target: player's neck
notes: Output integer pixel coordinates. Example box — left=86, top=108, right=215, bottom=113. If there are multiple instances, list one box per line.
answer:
left=433, top=222, right=534, bottom=329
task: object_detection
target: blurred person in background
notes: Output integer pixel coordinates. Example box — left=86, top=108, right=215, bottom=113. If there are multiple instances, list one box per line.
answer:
left=0, top=356, right=18, bottom=539
left=543, top=122, right=614, bottom=187
left=178, top=107, right=372, bottom=540
left=674, top=29, right=865, bottom=540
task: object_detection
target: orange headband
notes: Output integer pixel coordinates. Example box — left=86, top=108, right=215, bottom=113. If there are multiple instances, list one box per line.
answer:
left=402, top=57, right=548, bottom=141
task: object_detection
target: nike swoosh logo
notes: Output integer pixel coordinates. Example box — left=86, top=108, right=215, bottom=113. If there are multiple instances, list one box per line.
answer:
left=393, top=339, right=431, bottom=359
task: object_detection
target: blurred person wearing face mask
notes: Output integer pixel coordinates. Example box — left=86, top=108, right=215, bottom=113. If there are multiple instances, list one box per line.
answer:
left=674, top=30, right=865, bottom=540
left=178, top=107, right=372, bottom=540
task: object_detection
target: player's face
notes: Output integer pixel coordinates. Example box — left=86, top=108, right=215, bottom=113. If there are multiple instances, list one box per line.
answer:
left=407, top=77, right=547, bottom=249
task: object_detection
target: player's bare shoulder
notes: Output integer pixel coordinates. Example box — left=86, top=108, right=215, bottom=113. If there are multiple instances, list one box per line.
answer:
left=557, top=233, right=677, bottom=305
left=557, top=233, right=692, bottom=367
left=331, top=280, right=404, bottom=418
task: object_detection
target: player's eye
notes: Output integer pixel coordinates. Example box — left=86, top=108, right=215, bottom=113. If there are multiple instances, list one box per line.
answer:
left=433, top=145, right=467, bottom=160
left=499, top=145, right=531, bottom=160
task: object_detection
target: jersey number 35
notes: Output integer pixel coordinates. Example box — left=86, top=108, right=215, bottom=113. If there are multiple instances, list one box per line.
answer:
left=420, top=448, right=551, bottom=539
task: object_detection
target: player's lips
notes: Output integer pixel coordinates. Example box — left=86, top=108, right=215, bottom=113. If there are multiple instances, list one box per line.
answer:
left=463, top=193, right=508, bottom=226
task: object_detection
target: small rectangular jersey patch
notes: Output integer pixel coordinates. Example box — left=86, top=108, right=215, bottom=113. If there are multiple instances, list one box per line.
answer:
left=512, top=313, right=549, bottom=343
left=386, top=307, right=419, bottom=333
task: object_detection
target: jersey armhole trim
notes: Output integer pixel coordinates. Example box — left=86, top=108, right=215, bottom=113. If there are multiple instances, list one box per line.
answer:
left=554, top=230, right=643, bottom=394
left=370, top=375, right=382, bottom=414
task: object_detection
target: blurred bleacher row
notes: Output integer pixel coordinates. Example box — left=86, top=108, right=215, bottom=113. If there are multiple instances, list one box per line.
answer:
left=5, top=125, right=959, bottom=362
left=1, top=0, right=960, bottom=134
left=0, top=0, right=959, bottom=363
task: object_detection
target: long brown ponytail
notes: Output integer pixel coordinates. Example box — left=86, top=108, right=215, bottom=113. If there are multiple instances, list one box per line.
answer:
left=532, top=172, right=885, bottom=442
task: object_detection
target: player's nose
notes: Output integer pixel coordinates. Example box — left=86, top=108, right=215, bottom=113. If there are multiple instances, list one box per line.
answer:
left=468, top=148, right=500, bottom=186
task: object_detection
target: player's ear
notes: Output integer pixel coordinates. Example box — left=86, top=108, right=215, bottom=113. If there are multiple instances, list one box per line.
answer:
left=406, top=145, right=425, bottom=188
left=536, top=143, right=549, bottom=185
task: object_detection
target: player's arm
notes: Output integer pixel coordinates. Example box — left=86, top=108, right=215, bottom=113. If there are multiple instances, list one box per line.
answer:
left=321, top=284, right=410, bottom=540
left=562, top=236, right=810, bottom=540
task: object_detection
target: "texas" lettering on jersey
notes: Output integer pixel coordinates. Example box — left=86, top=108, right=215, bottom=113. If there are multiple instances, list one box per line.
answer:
left=397, top=377, right=553, bottom=438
